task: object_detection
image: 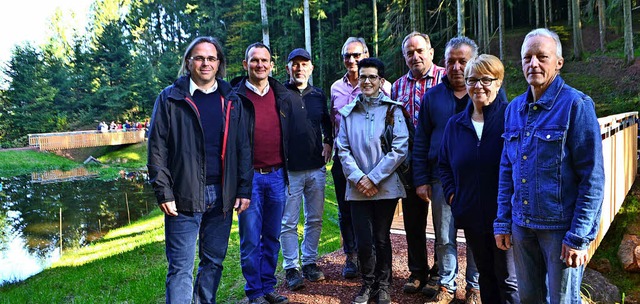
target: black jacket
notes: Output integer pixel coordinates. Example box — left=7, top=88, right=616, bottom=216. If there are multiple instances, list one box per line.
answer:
left=232, top=76, right=308, bottom=182
left=147, top=76, right=253, bottom=213
left=284, top=82, right=333, bottom=171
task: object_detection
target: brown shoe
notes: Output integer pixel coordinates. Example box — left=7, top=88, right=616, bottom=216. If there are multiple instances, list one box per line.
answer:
left=465, top=288, right=481, bottom=304
left=424, top=286, right=455, bottom=304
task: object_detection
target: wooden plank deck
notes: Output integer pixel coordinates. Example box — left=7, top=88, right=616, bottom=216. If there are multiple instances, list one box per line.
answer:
left=391, top=200, right=467, bottom=243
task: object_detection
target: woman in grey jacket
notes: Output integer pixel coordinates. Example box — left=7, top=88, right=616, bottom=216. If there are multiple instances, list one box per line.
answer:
left=336, top=58, right=409, bottom=304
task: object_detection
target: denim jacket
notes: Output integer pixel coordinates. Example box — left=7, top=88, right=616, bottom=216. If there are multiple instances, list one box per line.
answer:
left=493, top=75, right=605, bottom=250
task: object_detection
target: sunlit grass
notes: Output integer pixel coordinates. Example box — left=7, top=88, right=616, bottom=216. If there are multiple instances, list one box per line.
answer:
left=0, top=150, right=78, bottom=177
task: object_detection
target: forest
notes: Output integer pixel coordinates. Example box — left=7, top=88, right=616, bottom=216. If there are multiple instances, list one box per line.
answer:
left=0, top=0, right=636, bottom=147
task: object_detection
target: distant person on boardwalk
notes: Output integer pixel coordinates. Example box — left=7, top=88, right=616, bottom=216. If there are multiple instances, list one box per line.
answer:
left=280, top=48, right=333, bottom=291
left=493, top=28, right=605, bottom=303
left=438, top=54, right=519, bottom=303
left=330, top=37, right=391, bottom=280
left=336, top=57, right=408, bottom=304
left=147, top=36, right=252, bottom=304
left=390, top=31, right=445, bottom=295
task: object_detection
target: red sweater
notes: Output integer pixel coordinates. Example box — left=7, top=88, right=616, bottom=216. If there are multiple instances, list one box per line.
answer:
left=247, top=89, right=283, bottom=168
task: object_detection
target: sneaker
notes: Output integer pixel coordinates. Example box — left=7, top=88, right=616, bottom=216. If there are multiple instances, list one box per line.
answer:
left=377, top=288, right=391, bottom=304
left=403, top=274, right=425, bottom=293
left=421, top=275, right=439, bottom=298
left=285, top=268, right=305, bottom=291
left=264, top=291, right=289, bottom=304
left=352, top=285, right=373, bottom=304
left=465, top=288, right=481, bottom=304
left=424, top=286, right=454, bottom=304
left=302, top=263, right=325, bottom=282
left=342, top=254, right=359, bottom=279
left=249, top=296, right=269, bottom=304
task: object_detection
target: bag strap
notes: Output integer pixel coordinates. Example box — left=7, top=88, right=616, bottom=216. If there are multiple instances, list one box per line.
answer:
left=385, top=104, right=395, bottom=127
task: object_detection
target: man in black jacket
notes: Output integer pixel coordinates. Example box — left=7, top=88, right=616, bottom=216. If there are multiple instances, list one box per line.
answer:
left=147, top=36, right=252, bottom=304
left=233, top=42, right=304, bottom=304
left=280, top=48, right=333, bottom=291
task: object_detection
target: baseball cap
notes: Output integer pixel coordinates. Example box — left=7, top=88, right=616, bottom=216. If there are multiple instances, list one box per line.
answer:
left=287, top=48, right=311, bottom=62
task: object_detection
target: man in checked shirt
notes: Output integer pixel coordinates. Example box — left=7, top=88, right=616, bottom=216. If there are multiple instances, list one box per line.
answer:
left=390, top=31, right=445, bottom=295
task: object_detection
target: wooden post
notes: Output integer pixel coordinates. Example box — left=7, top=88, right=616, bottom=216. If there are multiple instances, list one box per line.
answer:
left=125, top=193, right=131, bottom=225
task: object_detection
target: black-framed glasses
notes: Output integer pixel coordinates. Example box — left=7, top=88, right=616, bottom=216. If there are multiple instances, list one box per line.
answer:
left=343, top=53, right=363, bottom=60
left=465, top=77, right=498, bottom=86
left=358, top=75, right=380, bottom=82
left=190, top=56, right=219, bottom=63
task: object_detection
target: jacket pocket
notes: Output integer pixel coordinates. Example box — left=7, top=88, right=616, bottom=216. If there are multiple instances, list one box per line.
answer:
left=502, top=131, right=520, bottom=162
left=533, top=129, right=564, bottom=168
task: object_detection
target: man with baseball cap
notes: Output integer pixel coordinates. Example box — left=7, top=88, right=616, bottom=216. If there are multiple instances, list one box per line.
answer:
left=280, top=48, right=333, bottom=291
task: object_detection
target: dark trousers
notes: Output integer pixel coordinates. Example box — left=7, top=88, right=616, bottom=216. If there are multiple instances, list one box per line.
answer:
left=463, top=228, right=520, bottom=304
left=350, top=199, right=398, bottom=289
left=402, top=190, right=430, bottom=280
left=332, top=154, right=357, bottom=254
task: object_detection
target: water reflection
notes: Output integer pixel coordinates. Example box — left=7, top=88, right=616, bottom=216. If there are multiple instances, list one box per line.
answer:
left=0, top=171, right=155, bottom=285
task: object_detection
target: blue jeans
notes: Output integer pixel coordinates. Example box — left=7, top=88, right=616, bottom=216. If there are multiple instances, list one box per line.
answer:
left=239, top=168, right=287, bottom=300
left=331, top=154, right=357, bottom=255
left=512, top=224, right=584, bottom=303
left=281, top=168, right=326, bottom=270
left=431, top=182, right=480, bottom=292
left=165, top=184, right=232, bottom=304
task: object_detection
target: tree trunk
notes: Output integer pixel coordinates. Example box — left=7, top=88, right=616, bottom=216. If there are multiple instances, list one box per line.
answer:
left=567, top=0, right=572, bottom=26
left=457, top=0, right=465, bottom=36
left=572, top=0, right=584, bottom=60
left=535, top=0, right=540, bottom=27
left=499, top=0, right=505, bottom=60
left=410, top=0, right=416, bottom=31
left=597, top=0, right=605, bottom=52
left=543, top=0, right=547, bottom=27
left=304, top=0, right=312, bottom=84
left=260, top=0, right=269, bottom=47
left=623, top=0, right=634, bottom=65
left=548, top=0, right=553, bottom=24
left=373, top=0, right=378, bottom=57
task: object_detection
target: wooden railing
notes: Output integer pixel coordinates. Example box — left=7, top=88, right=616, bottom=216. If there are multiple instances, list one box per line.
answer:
left=28, top=130, right=145, bottom=150
left=31, top=167, right=98, bottom=183
left=588, top=111, right=638, bottom=260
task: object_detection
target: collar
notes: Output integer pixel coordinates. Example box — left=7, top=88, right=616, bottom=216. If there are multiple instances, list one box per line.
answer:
left=406, top=64, right=436, bottom=81
left=342, top=73, right=357, bottom=88
left=518, top=75, right=565, bottom=112
left=189, top=78, right=218, bottom=96
left=245, top=80, right=270, bottom=96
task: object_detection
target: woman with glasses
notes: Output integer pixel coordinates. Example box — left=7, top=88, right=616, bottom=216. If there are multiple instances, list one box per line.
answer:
left=336, top=58, right=408, bottom=304
left=438, top=54, right=519, bottom=303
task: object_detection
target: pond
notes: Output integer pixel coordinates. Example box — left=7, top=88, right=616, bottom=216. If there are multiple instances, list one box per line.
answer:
left=0, top=170, right=155, bottom=286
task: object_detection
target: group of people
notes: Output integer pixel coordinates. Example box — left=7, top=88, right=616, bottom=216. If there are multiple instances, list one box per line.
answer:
left=147, top=27, right=604, bottom=304
left=97, top=120, right=149, bottom=133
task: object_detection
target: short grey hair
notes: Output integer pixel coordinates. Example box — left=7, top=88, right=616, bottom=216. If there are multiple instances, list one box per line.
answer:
left=401, top=31, right=431, bottom=52
left=444, top=36, right=479, bottom=59
left=521, top=28, right=563, bottom=59
left=178, top=36, right=226, bottom=78
left=341, top=37, right=369, bottom=56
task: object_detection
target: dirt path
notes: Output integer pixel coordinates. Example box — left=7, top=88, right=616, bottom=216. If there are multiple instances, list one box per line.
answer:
left=273, top=233, right=471, bottom=304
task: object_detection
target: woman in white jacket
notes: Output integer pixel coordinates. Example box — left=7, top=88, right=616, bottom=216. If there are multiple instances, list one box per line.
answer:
left=336, top=57, right=409, bottom=304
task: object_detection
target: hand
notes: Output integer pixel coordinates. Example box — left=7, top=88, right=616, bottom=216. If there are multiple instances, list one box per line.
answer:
left=234, top=198, right=251, bottom=215
left=416, top=184, right=432, bottom=203
left=561, top=243, right=589, bottom=268
left=159, top=201, right=178, bottom=216
left=322, top=143, right=332, bottom=163
left=495, top=234, right=512, bottom=250
left=357, top=176, right=378, bottom=197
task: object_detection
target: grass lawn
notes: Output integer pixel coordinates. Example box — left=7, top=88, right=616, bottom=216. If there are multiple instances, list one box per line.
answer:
left=0, top=162, right=343, bottom=303
left=0, top=150, right=79, bottom=178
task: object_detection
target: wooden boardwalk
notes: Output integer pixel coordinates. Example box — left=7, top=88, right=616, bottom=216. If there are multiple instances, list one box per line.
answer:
left=391, top=201, right=467, bottom=243
left=28, top=130, right=145, bottom=150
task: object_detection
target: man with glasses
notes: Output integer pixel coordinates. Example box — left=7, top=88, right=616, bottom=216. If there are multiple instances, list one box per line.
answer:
left=233, top=42, right=305, bottom=304
left=280, top=48, right=333, bottom=291
left=391, top=31, right=445, bottom=295
left=148, top=36, right=253, bottom=304
left=414, top=37, right=486, bottom=304
left=330, top=37, right=391, bottom=279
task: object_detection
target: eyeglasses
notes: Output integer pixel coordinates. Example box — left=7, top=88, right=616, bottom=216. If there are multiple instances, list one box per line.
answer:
left=343, top=53, right=363, bottom=60
left=190, top=56, right=219, bottom=63
left=465, top=77, right=498, bottom=86
left=358, top=75, right=380, bottom=82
